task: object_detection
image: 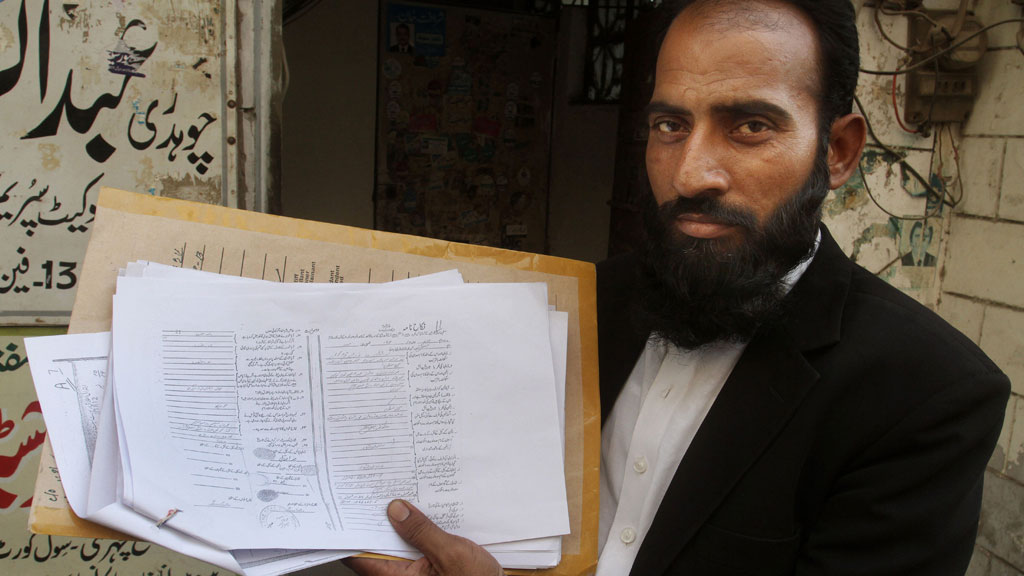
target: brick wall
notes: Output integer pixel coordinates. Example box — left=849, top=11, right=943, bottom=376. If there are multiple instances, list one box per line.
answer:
left=837, top=1, right=1024, bottom=573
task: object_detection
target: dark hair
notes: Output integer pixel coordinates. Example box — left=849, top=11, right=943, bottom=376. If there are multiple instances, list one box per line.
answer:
left=656, top=0, right=860, bottom=129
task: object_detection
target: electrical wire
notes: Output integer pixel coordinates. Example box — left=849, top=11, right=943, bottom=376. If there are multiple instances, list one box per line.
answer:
left=878, top=5, right=943, bottom=30
left=853, top=94, right=959, bottom=221
left=875, top=6, right=910, bottom=51
left=861, top=18, right=1024, bottom=76
left=946, top=124, right=965, bottom=207
left=891, top=74, right=919, bottom=134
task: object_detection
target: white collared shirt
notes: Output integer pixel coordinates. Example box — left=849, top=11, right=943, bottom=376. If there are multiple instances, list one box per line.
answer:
left=596, top=233, right=819, bottom=575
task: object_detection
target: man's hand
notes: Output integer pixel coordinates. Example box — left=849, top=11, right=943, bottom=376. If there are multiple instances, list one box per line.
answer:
left=343, top=500, right=504, bottom=576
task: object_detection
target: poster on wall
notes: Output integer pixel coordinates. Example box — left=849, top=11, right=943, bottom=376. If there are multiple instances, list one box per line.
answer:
left=0, top=330, right=224, bottom=575
left=376, top=1, right=556, bottom=253
left=0, top=0, right=230, bottom=325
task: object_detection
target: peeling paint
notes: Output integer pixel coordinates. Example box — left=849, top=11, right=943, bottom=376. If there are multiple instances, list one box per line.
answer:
left=0, top=19, right=14, bottom=53
left=851, top=220, right=899, bottom=264
left=57, top=4, right=93, bottom=42
left=37, top=143, right=60, bottom=170
left=158, top=172, right=221, bottom=205
left=824, top=176, right=870, bottom=219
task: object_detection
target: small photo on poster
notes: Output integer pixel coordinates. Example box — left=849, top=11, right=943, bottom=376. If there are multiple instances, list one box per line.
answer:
left=389, top=22, right=416, bottom=54
left=386, top=3, right=446, bottom=58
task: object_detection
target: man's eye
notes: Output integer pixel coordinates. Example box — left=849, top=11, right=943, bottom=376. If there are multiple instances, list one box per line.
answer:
left=736, top=121, right=770, bottom=135
left=652, top=120, right=683, bottom=134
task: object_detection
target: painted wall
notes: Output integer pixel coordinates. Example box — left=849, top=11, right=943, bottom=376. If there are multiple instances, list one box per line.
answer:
left=547, top=7, right=617, bottom=262
left=835, top=1, right=1024, bottom=573
left=932, top=1, right=1024, bottom=574
left=0, top=0, right=229, bottom=324
left=280, top=0, right=378, bottom=228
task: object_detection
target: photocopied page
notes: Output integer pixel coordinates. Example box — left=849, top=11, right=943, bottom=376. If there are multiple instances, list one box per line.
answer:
left=110, top=281, right=570, bottom=551
left=24, top=269, right=483, bottom=575
left=29, top=188, right=600, bottom=576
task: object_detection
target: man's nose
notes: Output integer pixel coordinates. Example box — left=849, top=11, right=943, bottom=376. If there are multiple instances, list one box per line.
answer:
left=672, top=130, right=730, bottom=199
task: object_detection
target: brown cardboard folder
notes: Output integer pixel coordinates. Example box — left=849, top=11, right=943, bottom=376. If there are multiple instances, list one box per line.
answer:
left=30, top=188, right=599, bottom=575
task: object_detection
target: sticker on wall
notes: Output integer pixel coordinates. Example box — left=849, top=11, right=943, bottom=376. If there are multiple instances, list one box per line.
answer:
left=517, top=166, right=532, bottom=187
left=382, top=58, right=403, bottom=79
left=409, top=113, right=439, bottom=133
left=388, top=81, right=403, bottom=99
left=398, top=181, right=420, bottom=213
left=899, top=220, right=938, bottom=267
left=386, top=100, right=403, bottom=121
left=449, top=69, right=473, bottom=95
left=505, top=224, right=528, bottom=237
left=504, top=101, right=518, bottom=119
left=422, top=135, right=449, bottom=157
left=502, top=127, right=517, bottom=147
left=387, top=4, right=447, bottom=58
left=506, top=83, right=520, bottom=100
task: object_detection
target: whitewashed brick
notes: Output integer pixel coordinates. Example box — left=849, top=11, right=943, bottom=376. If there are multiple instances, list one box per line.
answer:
left=971, top=0, right=1024, bottom=48
left=981, top=306, right=1024, bottom=398
left=978, top=471, right=1024, bottom=569
left=1000, top=139, right=1024, bottom=223
left=957, top=137, right=1004, bottom=218
left=965, top=51, right=1024, bottom=137
left=1001, top=395, right=1020, bottom=476
left=938, top=293, right=987, bottom=343
left=967, top=547, right=991, bottom=576
left=855, top=6, right=929, bottom=149
left=945, top=218, right=1024, bottom=309
left=992, top=555, right=1024, bottom=576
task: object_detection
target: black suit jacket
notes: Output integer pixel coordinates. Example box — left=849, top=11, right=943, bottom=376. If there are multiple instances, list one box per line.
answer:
left=597, top=227, right=1009, bottom=576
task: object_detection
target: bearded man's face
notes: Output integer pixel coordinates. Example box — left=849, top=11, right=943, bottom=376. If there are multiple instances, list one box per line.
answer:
left=639, top=2, right=834, bottom=349
left=636, top=145, right=829, bottom=349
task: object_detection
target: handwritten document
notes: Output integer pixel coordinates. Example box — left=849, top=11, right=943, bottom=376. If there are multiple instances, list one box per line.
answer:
left=28, top=266, right=570, bottom=572
left=25, top=332, right=354, bottom=575
left=29, top=189, right=596, bottom=574
left=108, top=278, right=569, bottom=552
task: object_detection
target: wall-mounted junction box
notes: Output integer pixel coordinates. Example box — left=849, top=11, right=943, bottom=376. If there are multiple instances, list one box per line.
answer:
left=903, top=10, right=986, bottom=126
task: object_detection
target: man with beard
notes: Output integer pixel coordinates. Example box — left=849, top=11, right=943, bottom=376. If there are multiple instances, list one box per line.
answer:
left=346, top=1, right=1009, bottom=575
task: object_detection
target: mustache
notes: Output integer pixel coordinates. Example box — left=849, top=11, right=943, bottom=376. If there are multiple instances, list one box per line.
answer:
left=657, top=195, right=759, bottom=231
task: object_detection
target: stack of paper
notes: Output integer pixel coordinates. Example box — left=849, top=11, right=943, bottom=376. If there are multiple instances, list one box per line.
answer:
left=26, top=261, right=571, bottom=575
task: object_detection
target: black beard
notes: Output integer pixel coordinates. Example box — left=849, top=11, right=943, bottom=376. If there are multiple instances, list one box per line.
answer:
left=635, top=146, right=830, bottom=350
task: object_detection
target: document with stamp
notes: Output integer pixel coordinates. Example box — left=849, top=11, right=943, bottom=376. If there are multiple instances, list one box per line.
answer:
left=110, top=279, right=570, bottom=551
left=28, top=265, right=570, bottom=573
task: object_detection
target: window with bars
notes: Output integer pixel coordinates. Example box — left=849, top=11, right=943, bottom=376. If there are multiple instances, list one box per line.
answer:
left=564, top=0, right=662, bottom=102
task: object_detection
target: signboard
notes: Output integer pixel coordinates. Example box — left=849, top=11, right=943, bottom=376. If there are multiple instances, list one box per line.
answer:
left=0, top=0, right=234, bottom=324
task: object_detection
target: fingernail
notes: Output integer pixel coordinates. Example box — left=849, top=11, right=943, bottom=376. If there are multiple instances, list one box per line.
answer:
left=388, top=499, right=411, bottom=522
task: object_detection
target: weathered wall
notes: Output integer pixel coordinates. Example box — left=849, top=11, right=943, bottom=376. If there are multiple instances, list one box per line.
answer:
left=547, top=7, right=617, bottom=262
left=848, top=1, right=1024, bottom=574
left=942, top=1, right=1024, bottom=573
left=280, top=0, right=377, bottom=228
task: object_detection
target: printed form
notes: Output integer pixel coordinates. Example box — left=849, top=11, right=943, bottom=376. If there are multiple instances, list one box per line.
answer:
left=110, top=279, right=570, bottom=551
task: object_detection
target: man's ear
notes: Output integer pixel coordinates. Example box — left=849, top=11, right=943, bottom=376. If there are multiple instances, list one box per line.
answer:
left=827, top=113, right=868, bottom=190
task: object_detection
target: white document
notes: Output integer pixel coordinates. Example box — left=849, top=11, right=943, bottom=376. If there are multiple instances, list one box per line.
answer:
left=111, top=281, right=570, bottom=550
left=370, top=310, right=570, bottom=568
left=26, top=332, right=355, bottom=575
left=24, top=269, right=475, bottom=574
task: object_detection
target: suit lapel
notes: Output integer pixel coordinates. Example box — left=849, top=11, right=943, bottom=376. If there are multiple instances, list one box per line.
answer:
left=627, top=227, right=853, bottom=576
left=628, top=330, right=819, bottom=575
